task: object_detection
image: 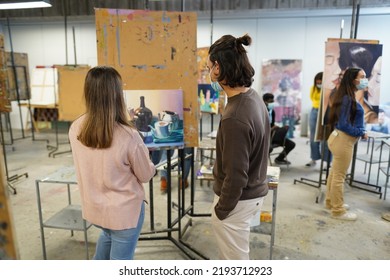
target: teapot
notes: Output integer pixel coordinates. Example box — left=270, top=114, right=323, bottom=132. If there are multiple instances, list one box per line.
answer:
left=159, top=110, right=180, bottom=130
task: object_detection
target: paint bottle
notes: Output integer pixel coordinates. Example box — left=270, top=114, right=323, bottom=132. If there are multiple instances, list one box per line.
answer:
left=260, top=211, right=272, bottom=223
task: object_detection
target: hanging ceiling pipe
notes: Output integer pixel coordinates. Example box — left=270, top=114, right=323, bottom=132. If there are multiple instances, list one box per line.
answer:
left=350, top=0, right=358, bottom=39
left=354, top=3, right=360, bottom=39
left=63, top=0, right=68, bottom=64
left=210, top=0, right=213, bottom=45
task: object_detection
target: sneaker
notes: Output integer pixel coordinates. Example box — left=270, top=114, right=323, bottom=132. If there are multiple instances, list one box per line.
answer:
left=305, top=160, right=316, bottom=167
left=322, top=167, right=330, bottom=172
left=160, top=177, right=167, bottom=194
left=331, top=212, right=357, bottom=221
left=275, top=158, right=291, bottom=165
left=324, top=204, right=350, bottom=213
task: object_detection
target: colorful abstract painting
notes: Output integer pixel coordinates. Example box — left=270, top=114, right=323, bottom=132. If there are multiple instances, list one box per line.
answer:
left=198, top=84, right=219, bottom=114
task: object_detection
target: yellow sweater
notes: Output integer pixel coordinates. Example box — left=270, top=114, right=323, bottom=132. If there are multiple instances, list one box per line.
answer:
left=310, top=85, right=321, bottom=109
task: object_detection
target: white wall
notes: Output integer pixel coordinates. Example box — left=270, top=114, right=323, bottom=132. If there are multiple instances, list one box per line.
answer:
left=1, top=9, right=390, bottom=129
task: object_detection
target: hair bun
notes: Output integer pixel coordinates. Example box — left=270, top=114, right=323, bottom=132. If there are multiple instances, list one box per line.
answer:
left=237, top=34, right=252, bottom=46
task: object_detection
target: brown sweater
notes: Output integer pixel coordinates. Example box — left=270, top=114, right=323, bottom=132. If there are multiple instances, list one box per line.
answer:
left=213, top=88, right=270, bottom=220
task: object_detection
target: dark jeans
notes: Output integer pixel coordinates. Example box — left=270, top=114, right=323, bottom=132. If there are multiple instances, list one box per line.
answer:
left=271, top=127, right=296, bottom=160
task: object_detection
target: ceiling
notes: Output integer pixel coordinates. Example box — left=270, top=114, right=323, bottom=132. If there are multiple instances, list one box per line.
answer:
left=1, top=0, right=390, bottom=21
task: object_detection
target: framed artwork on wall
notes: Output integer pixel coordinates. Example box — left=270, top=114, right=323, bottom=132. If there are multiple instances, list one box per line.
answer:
left=261, top=59, right=302, bottom=138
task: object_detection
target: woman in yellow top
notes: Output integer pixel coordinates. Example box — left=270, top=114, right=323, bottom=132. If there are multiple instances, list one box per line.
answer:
left=306, top=72, right=331, bottom=167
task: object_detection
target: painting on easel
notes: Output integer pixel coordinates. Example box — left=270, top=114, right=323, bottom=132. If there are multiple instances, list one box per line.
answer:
left=198, top=84, right=219, bottom=114
left=124, top=89, right=184, bottom=149
left=0, top=34, right=11, bottom=113
left=6, top=52, right=30, bottom=101
left=322, top=38, right=383, bottom=124
left=95, top=9, right=198, bottom=147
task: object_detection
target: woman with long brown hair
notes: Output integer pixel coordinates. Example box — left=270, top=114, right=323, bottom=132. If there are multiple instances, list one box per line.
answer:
left=69, top=66, right=155, bottom=259
left=326, top=67, right=368, bottom=221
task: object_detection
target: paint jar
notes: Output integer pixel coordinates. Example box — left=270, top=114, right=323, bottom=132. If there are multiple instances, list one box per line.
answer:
left=260, top=211, right=272, bottom=223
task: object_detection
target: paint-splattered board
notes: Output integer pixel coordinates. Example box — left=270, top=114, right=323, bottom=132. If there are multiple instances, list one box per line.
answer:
left=95, top=9, right=199, bottom=147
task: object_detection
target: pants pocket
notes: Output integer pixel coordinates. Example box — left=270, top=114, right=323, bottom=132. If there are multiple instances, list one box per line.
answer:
left=327, top=132, right=337, bottom=148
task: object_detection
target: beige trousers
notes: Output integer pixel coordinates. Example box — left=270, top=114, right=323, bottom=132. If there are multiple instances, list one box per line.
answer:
left=326, top=129, right=359, bottom=216
left=211, top=194, right=264, bottom=260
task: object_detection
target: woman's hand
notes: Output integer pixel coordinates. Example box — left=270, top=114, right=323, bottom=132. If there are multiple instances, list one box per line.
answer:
left=127, top=107, right=135, bottom=120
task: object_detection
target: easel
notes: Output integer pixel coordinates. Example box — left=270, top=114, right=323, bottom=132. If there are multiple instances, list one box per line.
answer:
left=294, top=8, right=357, bottom=202
left=0, top=150, right=19, bottom=259
left=0, top=20, right=31, bottom=194
left=0, top=115, right=28, bottom=194
left=293, top=123, right=331, bottom=203
left=47, top=24, right=82, bottom=158
left=139, top=148, right=209, bottom=259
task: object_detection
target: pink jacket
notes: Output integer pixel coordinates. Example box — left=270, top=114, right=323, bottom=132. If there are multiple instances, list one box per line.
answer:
left=69, top=115, right=155, bottom=230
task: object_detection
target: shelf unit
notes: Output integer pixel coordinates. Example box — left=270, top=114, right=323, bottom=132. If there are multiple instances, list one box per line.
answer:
left=35, top=166, right=92, bottom=260
left=196, top=163, right=280, bottom=260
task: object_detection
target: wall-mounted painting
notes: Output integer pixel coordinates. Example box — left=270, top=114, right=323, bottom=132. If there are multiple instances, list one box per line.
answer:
left=261, top=59, right=302, bottom=138
left=124, top=89, right=184, bottom=149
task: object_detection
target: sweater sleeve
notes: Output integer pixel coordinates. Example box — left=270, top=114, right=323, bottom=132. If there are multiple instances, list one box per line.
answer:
left=214, top=118, right=251, bottom=220
left=336, top=97, right=366, bottom=137
left=128, top=133, right=156, bottom=183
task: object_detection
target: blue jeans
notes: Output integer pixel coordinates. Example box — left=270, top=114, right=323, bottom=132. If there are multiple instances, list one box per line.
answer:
left=93, top=202, right=145, bottom=260
left=309, top=108, right=331, bottom=163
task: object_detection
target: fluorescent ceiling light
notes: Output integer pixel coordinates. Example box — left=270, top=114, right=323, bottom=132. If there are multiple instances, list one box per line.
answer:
left=0, top=1, right=51, bottom=10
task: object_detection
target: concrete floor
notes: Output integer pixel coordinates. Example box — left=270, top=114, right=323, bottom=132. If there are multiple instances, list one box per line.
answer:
left=3, top=124, right=390, bottom=260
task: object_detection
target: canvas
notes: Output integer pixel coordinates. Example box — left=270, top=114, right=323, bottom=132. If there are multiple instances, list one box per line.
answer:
left=261, top=59, right=303, bottom=138
left=322, top=38, right=383, bottom=125
left=124, top=89, right=184, bottom=150
left=198, top=84, right=219, bottom=114
left=95, top=9, right=198, bottom=147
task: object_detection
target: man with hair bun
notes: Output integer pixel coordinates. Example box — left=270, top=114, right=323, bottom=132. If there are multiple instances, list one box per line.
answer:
left=208, top=34, right=270, bottom=259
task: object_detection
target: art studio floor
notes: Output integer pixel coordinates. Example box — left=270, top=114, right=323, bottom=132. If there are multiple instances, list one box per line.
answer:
left=3, top=125, right=390, bottom=260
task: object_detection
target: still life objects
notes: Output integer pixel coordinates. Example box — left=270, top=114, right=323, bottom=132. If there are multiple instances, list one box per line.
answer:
left=124, top=89, right=185, bottom=148
left=134, top=96, right=153, bottom=131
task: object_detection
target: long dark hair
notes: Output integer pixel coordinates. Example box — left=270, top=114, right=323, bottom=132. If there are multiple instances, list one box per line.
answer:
left=313, top=72, right=323, bottom=86
left=208, top=34, right=255, bottom=88
left=328, top=67, right=362, bottom=126
left=78, top=66, right=133, bottom=149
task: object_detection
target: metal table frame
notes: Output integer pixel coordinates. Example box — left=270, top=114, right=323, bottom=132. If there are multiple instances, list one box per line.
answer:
left=35, top=166, right=92, bottom=260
